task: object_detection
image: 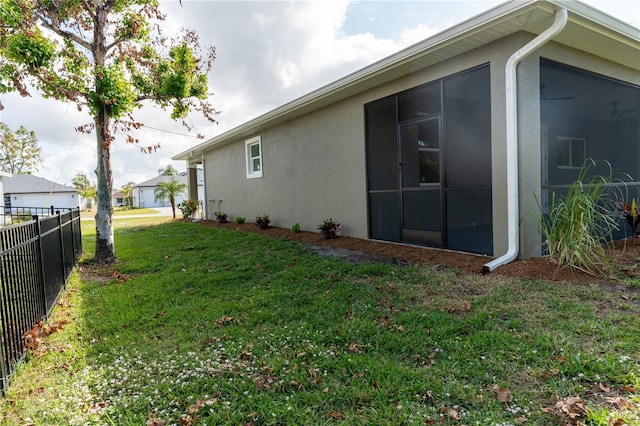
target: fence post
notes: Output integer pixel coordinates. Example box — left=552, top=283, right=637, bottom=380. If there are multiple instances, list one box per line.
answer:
left=34, top=215, right=48, bottom=318
left=58, top=213, right=67, bottom=285
left=69, top=211, right=77, bottom=262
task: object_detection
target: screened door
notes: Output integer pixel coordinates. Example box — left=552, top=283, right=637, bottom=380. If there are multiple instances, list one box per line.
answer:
left=366, top=64, right=493, bottom=255
left=400, top=117, right=442, bottom=246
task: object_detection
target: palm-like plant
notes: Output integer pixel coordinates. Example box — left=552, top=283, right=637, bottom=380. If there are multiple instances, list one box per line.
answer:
left=154, top=178, right=187, bottom=219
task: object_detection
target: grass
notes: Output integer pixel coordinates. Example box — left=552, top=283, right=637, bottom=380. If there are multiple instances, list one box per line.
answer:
left=79, top=207, right=162, bottom=219
left=1, top=218, right=638, bottom=425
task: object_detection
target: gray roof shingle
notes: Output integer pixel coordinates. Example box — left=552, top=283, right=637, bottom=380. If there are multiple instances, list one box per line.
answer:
left=3, top=174, right=77, bottom=194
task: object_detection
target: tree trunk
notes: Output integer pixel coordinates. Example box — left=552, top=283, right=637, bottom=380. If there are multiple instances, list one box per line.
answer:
left=94, top=109, right=116, bottom=264
left=93, top=4, right=116, bottom=264
left=170, top=196, right=176, bottom=219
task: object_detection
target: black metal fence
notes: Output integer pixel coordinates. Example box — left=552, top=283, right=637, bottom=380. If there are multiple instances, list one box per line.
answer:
left=2, top=206, right=77, bottom=226
left=0, top=209, right=82, bottom=394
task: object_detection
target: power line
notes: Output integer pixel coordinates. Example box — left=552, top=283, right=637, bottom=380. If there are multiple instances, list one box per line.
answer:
left=142, top=125, right=201, bottom=138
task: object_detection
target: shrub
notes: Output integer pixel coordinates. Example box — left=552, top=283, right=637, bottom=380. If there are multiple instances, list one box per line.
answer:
left=318, top=218, right=340, bottom=239
left=178, top=199, right=201, bottom=219
left=291, top=223, right=301, bottom=234
left=536, top=159, right=618, bottom=277
left=235, top=216, right=246, bottom=224
left=216, top=212, right=228, bottom=223
left=255, top=214, right=271, bottom=229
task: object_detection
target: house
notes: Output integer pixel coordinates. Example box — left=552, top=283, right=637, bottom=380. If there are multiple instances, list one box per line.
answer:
left=131, top=169, right=204, bottom=208
left=0, top=171, right=11, bottom=226
left=3, top=174, right=79, bottom=212
left=112, top=191, right=128, bottom=207
left=173, top=0, right=639, bottom=271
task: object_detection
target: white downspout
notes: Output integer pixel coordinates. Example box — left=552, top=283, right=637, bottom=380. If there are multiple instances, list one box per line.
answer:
left=482, top=8, right=568, bottom=274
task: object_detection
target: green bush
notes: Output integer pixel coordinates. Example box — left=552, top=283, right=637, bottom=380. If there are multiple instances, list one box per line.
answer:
left=255, top=214, right=270, bottom=229
left=178, top=199, right=201, bottom=218
left=215, top=212, right=228, bottom=223
left=291, top=223, right=301, bottom=234
left=318, top=218, right=340, bottom=239
left=537, top=160, right=618, bottom=277
left=235, top=216, right=245, bottom=224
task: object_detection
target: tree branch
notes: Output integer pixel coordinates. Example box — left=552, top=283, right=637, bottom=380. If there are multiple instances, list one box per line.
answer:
left=80, top=0, right=93, bottom=15
left=36, top=12, right=92, bottom=51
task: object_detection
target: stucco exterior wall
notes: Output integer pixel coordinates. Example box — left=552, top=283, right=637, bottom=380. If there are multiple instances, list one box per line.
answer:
left=203, top=34, right=529, bottom=243
left=204, top=100, right=368, bottom=236
left=8, top=193, right=79, bottom=210
left=200, top=31, right=639, bottom=258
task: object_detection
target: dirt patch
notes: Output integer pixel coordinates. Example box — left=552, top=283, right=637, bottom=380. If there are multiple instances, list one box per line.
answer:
left=188, top=219, right=640, bottom=285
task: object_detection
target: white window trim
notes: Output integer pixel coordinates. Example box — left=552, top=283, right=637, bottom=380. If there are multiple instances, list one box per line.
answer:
left=245, top=136, right=263, bottom=179
left=556, top=136, right=586, bottom=169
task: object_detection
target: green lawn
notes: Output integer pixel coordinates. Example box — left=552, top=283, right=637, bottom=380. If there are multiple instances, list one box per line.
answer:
left=79, top=207, right=163, bottom=219
left=1, top=218, right=638, bottom=425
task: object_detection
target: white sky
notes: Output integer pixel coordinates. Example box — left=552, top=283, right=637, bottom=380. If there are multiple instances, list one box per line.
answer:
left=1, top=0, right=638, bottom=189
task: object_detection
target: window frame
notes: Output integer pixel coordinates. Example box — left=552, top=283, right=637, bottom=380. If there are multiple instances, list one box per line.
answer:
left=556, top=136, right=586, bottom=169
left=245, top=136, right=263, bottom=179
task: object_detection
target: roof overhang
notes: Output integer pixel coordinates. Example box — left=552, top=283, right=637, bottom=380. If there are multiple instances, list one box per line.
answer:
left=173, top=0, right=640, bottom=161
left=0, top=171, right=12, bottom=178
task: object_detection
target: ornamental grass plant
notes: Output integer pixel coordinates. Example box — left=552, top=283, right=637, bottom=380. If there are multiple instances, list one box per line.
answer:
left=538, top=160, right=619, bottom=277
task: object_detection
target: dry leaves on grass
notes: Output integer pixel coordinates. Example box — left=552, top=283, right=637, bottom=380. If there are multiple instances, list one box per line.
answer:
left=495, top=385, right=511, bottom=403
left=543, top=396, right=588, bottom=425
left=23, top=319, right=69, bottom=355
left=214, top=316, right=236, bottom=327
left=329, top=410, right=345, bottom=420
left=107, top=269, right=131, bottom=283
left=444, top=300, right=472, bottom=314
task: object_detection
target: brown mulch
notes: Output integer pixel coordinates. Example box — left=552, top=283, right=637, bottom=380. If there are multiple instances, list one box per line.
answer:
left=188, top=219, right=640, bottom=285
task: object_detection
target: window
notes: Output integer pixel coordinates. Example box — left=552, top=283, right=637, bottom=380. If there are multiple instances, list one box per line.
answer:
left=4, top=195, right=10, bottom=209
left=556, top=136, right=586, bottom=168
left=245, top=136, right=263, bottom=178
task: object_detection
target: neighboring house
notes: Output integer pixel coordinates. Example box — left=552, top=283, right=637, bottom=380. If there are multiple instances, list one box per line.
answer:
left=131, top=169, right=203, bottom=208
left=0, top=171, right=11, bottom=226
left=3, top=174, right=79, bottom=212
left=113, top=191, right=127, bottom=207
left=173, top=0, right=639, bottom=271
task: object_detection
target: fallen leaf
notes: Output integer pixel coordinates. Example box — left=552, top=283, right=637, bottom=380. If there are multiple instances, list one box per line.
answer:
left=552, top=354, right=567, bottom=363
left=444, top=300, right=472, bottom=313
left=515, top=416, right=527, bottom=424
left=447, top=407, right=460, bottom=420
left=555, top=396, right=587, bottom=421
left=619, top=385, right=636, bottom=393
left=541, top=368, right=560, bottom=379
left=605, top=396, right=632, bottom=410
left=496, top=386, right=510, bottom=403
left=599, top=383, right=611, bottom=393
left=329, top=410, right=345, bottom=420
left=348, top=342, right=363, bottom=353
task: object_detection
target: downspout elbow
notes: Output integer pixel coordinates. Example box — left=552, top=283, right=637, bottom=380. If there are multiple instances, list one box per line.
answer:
left=482, top=8, right=567, bottom=274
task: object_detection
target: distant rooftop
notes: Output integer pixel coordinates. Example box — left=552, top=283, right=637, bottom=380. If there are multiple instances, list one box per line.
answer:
left=3, top=174, right=76, bottom=194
